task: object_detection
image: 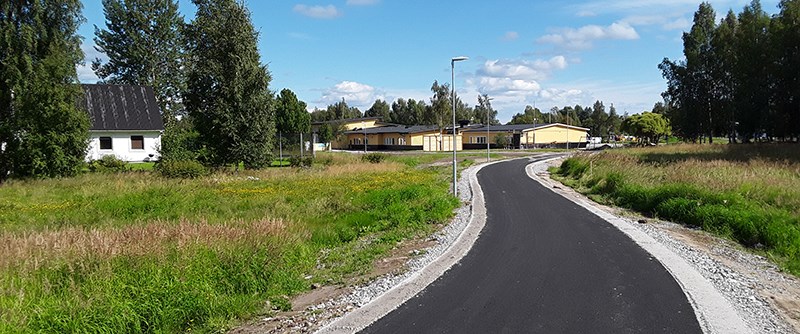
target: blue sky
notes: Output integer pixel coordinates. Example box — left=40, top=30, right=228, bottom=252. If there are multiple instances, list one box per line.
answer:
left=77, top=0, right=780, bottom=123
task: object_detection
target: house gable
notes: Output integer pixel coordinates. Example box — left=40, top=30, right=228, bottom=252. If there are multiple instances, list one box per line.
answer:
left=79, top=84, right=164, bottom=131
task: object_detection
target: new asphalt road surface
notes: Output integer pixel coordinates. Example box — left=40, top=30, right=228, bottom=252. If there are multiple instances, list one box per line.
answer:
left=361, top=157, right=702, bottom=333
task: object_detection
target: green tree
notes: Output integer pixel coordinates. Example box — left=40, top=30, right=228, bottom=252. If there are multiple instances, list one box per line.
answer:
left=589, top=100, right=608, bottom=138
left=0, top=0, right=90, bottom=181
left=276, top=88, right=309, bottom=135
left=508, top=105, right=545, bottom=125
left=365, top=99, right=391, bottom=122
left=773, top=0, right=800, bottom=139
left=93, top=0, right=186, bottom=124
left=734, top=0, right=771, bottom=142
left=185, top=0, right=274, bottom=169
left=494, top=132, right=509, bottom=148
left=473, top=94, right=498, bottom=125
left=326, top=98, right=362, bottom=120
left=621, top=112, right=671, bottom=144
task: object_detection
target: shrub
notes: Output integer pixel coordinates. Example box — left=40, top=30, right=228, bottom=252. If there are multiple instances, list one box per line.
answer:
left=157, top=160, right=207, bottom=178
left=361, top=153, right=388, bottom=164
left=289, top=156, right=313, bottom=168
left=89, top=155, right=128, bottom=173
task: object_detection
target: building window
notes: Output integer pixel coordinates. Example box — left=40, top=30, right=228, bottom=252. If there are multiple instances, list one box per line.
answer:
left=399, top=138, right=406, bottom=145
left=384, top=137, right=395, bottom=145
left=99, top=137, right=112, bottom=150
left=472, top=136, right=487, bottom=144
left=131, top=135, right=144, bottom=150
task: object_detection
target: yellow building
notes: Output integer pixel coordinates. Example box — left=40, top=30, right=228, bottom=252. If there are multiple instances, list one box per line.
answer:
left=462, top=123, right=590, bottom=149
left=344, top=125, right=462, bottom=151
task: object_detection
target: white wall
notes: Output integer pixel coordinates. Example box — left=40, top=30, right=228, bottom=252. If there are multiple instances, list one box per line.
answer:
left=86, top=131, right=161, bottom=162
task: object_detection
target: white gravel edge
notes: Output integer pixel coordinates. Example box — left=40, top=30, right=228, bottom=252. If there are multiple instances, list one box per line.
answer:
left=314, top=159, right=506, bottom=334
left=525, top=158, right=753, bottom=334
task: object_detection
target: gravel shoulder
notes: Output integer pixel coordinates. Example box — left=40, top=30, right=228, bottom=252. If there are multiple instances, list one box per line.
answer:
left=536, top=158, right=800, bottom=334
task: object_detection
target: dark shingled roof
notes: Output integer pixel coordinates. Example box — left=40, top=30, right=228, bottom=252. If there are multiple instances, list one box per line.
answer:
left=344, top=125, right=440, bottom=135
left=79, top=84, right=164, bottom=131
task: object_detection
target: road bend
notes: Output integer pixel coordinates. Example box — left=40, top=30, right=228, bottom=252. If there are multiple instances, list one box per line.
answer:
left=361, top=157, right=702, bottom=333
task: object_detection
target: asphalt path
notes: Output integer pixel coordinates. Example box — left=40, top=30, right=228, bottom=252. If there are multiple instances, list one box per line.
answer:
left=361, top=157, right=702, bottom=333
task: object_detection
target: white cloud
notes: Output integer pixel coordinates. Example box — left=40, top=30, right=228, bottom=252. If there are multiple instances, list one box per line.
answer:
left=663, top=17, right=691, bottom=30
left=77, top=40, right=106, bottom=83
left=478, top=56, right=568, bottom=81
left=537, top=21, right=639, bottom=50
left=346, top=0, right=379, bottom=5
left=502, top=31, right=519, bottom=41
left=293, top=4, right=341, bottom=19
left=318, top=81, right=385, bottom=109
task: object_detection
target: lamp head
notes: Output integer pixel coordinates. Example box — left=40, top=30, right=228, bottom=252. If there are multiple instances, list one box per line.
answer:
left=451, top=56, right=469, bottom=63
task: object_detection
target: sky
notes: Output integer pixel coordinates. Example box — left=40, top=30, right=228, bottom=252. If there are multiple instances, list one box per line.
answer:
left=76, top=0, right=781, bottom=123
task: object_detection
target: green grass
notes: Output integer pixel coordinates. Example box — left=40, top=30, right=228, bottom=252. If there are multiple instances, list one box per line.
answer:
left=552, top=144, right=800, bottom=275
left=126, top=162, right=155, bottom=171
left=0, top=156, right=458, bottom=333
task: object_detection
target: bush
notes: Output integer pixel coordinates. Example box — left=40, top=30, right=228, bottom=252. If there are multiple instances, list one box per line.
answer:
left=361, top=153, right=388, bottom=164
left=289, top=156, right=314, bottom=168
left=157, top=160, right=207, bottom=178
left=89, top=155, right=128, bottom=173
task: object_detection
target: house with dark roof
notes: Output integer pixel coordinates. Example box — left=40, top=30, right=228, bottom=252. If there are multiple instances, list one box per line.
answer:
left=343, top=124, right=445, bottom=151
left=79, top=84, right=164, bottom=162
left=461, top=123, right=590, bottom=149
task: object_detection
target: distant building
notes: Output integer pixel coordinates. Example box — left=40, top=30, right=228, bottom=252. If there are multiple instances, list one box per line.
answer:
left=79, top=84, right=164, bottom=162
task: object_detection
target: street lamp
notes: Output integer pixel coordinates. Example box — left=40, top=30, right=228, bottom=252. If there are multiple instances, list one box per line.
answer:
left=485, top=97, right=493, bottom=162
left=533, top=117, right=537, bottom=149
left=451, top=56, right=468, bottom=196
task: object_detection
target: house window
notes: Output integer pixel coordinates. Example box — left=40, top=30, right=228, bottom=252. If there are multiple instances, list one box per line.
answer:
left=399, top=138, right=406, bottom=145
left=99, top=137, right=112, bottom=150
left=384, top=137, right=395, bottom=145
left=472, top=136, right=487, bottom=144
left=131, top=136, right=144, bottom=150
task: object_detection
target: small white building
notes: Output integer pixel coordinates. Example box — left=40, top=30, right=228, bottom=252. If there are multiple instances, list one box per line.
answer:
left=79, top=84, right=164, bottom=162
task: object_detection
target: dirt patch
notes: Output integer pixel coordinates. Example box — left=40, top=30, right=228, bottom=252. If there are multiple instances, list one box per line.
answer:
left=228, top=234, right=438, bottom=334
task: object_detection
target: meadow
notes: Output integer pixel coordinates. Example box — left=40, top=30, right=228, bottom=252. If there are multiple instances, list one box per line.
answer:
left=0, top=152, right=459, bottom=333
left=553, top=144, right=800, bottom=275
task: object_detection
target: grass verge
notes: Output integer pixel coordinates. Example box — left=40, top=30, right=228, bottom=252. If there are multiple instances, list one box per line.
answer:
left=0, top=155, right=458, bottom=333
left=551, top=144, right=800, bottom=275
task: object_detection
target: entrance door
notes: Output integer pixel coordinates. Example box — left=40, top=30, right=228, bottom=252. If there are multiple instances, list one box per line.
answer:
left=513, top=133, right=521, bottom=149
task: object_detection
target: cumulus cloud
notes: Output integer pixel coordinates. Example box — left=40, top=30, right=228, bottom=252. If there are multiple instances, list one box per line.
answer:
left=346, top=0, right=379, bottom=5
left=293, top=4, right=341, bottom=19
left=502, top=31, right=519, bottom=41
left=318, top=81, right=385, bottom=109
left=478, top=56, right=568, bottom=81
left=537, top=22, right=639, bottom=50
left=662, top=17, right=691, bottom=30
left=77, top=41, right=106, bottom=83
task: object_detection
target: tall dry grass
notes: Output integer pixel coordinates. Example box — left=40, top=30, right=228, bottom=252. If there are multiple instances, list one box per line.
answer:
left=558, top=144, right=800, bottom=274
left=0, top=219, right=290, bottom=272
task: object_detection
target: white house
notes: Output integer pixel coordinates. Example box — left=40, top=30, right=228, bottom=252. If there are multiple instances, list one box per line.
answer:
left=79, top=84, right=164, bottom=162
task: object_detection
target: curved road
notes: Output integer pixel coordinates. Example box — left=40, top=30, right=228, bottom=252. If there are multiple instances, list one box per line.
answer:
left=362, top=158, right=702, bottom=333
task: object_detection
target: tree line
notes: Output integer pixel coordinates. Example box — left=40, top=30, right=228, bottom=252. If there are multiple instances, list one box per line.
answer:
left=660, top=0, right=800, bottom=143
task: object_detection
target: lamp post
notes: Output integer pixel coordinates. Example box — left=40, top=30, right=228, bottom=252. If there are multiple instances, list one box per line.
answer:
left=533, top=117, right=537, bottom=149
left=485, top=97, right=493, bottom=162
left=451, top=56, right=468, bottom=196
left=363, top=120, right=367, bottom=153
